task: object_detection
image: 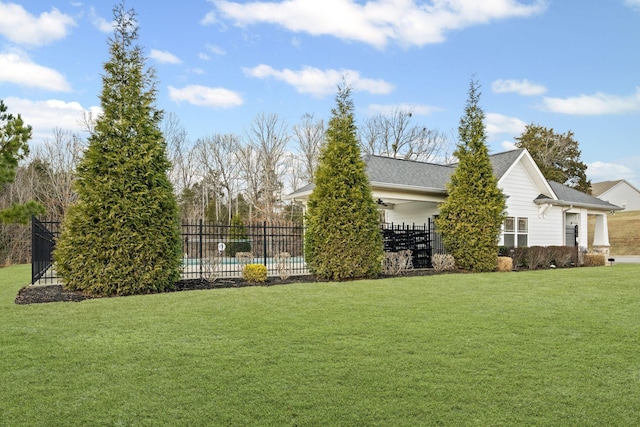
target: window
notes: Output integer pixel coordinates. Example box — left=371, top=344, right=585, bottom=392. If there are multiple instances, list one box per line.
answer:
left=503, top=216, right=528, bottom=248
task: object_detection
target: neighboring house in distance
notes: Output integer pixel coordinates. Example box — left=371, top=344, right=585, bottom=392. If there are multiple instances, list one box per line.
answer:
left=591, top=179, right=640, bottom=212
left=285, top=149, right=622, bottom=255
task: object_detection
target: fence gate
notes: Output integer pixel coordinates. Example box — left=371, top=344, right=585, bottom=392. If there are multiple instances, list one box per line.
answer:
left=31, top=217, right=60, bottom=284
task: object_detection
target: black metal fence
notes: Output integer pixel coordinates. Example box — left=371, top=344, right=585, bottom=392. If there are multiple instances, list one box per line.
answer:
left=381, top=219, right=445, bottom=268
left=31, top=217, right=61, bottom=284
left=181, top=220, right=307, bottom=280
left=31, top=218, right=444, bottom=284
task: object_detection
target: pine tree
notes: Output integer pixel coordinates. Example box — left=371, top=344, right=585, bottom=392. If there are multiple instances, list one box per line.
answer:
left=436, top=79, right=506, bottom=272
left=304, top=85, right=383, bottom=280
left=0, top=99, right=45, bottom=223
left=54, top=3, right=181, bottom=295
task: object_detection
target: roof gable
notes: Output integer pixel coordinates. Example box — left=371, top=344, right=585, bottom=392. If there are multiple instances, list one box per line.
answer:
left=591, top=179, right=640, bottom=198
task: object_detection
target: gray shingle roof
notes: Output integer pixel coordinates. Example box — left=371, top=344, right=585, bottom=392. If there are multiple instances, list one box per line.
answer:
left=364, top=154, right=454, bottom=190
left=547, top=181, right=622, bottom=210
left=288, top=149, right=622, bottom=212
left=287, top=149, right=526, bottom=198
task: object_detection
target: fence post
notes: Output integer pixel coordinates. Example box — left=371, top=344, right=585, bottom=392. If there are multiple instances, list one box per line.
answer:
left=199, top=219, right=203, bottom=279
left=31, top=216, right=36, bottom=284
left=263, top=221, right=268, bottom=267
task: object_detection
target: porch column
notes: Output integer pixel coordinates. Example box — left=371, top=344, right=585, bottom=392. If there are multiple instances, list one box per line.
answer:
left=592, top=213, right=611, bottom=257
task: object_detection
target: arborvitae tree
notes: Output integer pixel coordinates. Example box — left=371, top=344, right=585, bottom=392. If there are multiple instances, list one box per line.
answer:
left=304, top=85, right=383, bottom=280
left=436, top=79, right=506, bottom=272
left=514, top=124, right=591, bottom=193
left=54, top=3, right=181, bottom=295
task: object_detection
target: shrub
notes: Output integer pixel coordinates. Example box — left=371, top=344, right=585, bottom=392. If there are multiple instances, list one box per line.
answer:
left=525, top=246, right=552, bottom=269
left=242, top=264, right=267, bottom=283
left=383, top=250, right=413, bottom=276
left=432, top=254, right=456, bottom=272
left=548, top=246, right=577, bottom=267
left=274, top=252, right=291, bottom=280
left=497, top=256, right=513, bottom=272
left=235, top=252, right=253, bottom=266
left=583, top=253, right=606, bottom=267
left=202, top=257, right=220, bottom=283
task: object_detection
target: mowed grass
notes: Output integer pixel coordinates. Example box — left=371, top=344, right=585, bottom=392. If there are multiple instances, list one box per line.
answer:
left=2, top=264, right=640, bottom=426
left=589, top=210, right=640, bottom=255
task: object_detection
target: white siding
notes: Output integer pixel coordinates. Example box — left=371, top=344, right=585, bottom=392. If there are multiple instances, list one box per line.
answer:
left=499, top=162, right=563, bottom=247
left=384, top=202, right=439, bottom=225
left=600, top=182, right=640, bottom=211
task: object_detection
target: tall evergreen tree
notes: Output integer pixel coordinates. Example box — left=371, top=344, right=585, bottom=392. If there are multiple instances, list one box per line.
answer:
left=0, top=99, right=45, bottom=223
left=514, top=124, right=591, bottom=193
left=304, top=85, right=383, bottom=280
left=436, top=79, right=506, bottom=272
left=54, top=3, right=181, bottom=295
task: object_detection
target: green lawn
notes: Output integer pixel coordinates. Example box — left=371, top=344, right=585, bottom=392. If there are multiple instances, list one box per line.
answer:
left=2, top=264, right=640, bottom=426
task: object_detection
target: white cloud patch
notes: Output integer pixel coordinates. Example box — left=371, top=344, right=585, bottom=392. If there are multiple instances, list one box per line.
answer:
left=3, top=97, right=100, bottom=143
left=90, top=7, right=114, bottom=33
left=492, top=78, right=547, bottom=96
left=243, top=64, right=394, bottom=97
left=0, top=50, right=71, bottom=91
left=201, top=11, right=218, bottom=25
left=199, top=44, right=226, bottom=61
left=0, top=2, right=75, bottom=46
left=485, top=113, right=527, bottom=136
left=150, top=49, right=182, bottom=64
left=541, top=88, right=640, bottom=115
left=210, top=0, right=546, bottom=49
left=588, top=161, right=637, bottom=184
left=168, top=85, right=243, bottom=108
left=625, top=0, right=640, bottom=11
left=368, top=103, right=441, bottom=116
left=501, top=140, right=517, bottom=151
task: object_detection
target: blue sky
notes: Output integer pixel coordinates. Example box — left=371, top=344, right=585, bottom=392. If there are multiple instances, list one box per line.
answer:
left=1, top=0, right=639, bottom=187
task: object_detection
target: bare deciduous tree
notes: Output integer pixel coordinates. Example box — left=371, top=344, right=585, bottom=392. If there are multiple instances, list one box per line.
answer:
left=242, top=113, right=289, bottom=221
left=195, top=133, right=241, bottom=223
left=292, top=113, right=324, bottom=184
left=359, top=107, right=450, bottom=163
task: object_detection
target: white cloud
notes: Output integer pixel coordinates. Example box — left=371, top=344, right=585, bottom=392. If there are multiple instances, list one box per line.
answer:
left=243, top=64, right=394, bottom=97
left=501, top=140, right=517, bottom=151
left=485, top=113, right=527, bottom=136
left=168, top=85, right=243, bottom=108
left=492, top=78, right=547, bottom=96
left=541, top=88, right=640, bottom=115
left=150, top=49, right=182, bottom=64
left=90, top=7, right=114, bottom=33
left=0, top=2, right=75, bottom=46
left=588, top=161, right=637, bottom=184
left=625, top=0, right=640, bottom=11
left=201, top=11, right=218, bottom=25
left=199, top=44, right=226, bottom=61
left=368, top=103, right=441, bottom=116
left=0, top=50, right=71, bottom=91
left=211, top=0, right=546, bottom=49
left=3, top=97, right=100, bottom=143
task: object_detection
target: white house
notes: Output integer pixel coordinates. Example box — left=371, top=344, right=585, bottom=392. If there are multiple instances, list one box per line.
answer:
left=591, top=179, right=640, bottom=212
left=285, top=149, right=622, bottom=255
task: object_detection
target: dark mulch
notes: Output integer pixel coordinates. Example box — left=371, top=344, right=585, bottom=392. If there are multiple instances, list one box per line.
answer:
left=15, top=269, right=444, bottom=305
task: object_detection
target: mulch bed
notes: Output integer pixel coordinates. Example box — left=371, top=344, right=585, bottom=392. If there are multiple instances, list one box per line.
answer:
left=15, top=269, right=441, bottom=305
